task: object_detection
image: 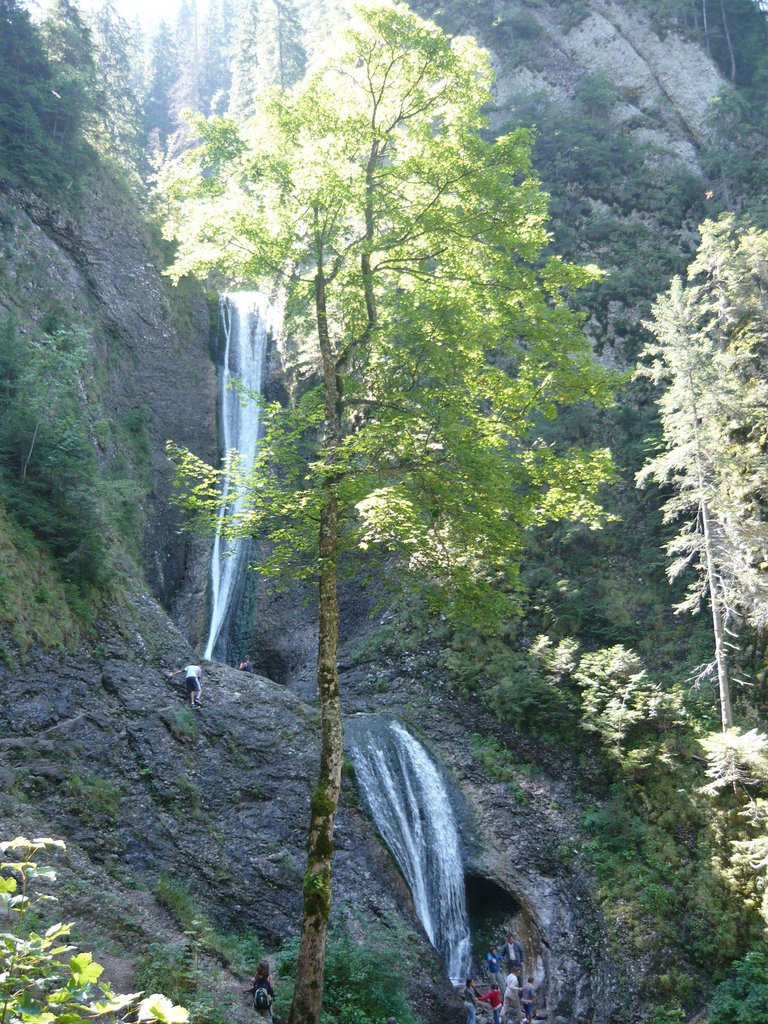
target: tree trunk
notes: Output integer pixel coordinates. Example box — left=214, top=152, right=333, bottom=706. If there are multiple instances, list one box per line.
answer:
left=689, top=381, right=733, bottom=730
left=288, top=247, right=344, bottom=1024
left=700, top=493, right=733, bottom=730
left=702, top=0, right=711, bottom=55
left=718, top=0, right=737, bottom=81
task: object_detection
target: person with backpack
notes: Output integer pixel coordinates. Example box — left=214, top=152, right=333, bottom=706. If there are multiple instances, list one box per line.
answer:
left=239, top=656, right=254, bottom=673
left=250, top=960, right=274, bottom=1020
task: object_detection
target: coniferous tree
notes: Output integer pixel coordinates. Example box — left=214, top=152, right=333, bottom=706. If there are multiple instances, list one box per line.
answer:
left=229, top=0, right=263, bottom=117
left=144, top=20, right=180, bottom=154
left=89, top=0, right=144, bottom=171
left=170, top=0, right=204, bottom=142
left=638, top=217, right=768, bottom=730
left=41, top=0, right=98, bottom=145
left=258, top=0, right=307, bottom=90
left=0, top=0, right=58, bottom=189
left=200, top=0, right=236, bottom=114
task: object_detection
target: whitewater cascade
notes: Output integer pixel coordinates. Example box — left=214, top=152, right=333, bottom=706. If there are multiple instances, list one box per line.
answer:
left=204, top=292, right=279, bottom=662
left=346, top=716, right=471, bottom=983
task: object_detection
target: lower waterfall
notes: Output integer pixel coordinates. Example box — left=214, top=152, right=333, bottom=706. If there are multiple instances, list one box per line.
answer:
left=346, top=716, right=471, bottom=984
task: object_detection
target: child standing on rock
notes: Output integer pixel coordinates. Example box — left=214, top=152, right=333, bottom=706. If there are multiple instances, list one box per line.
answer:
left=520, top=978, right=535, bottom=1024
left=478, top=983, right=503, bottom=1024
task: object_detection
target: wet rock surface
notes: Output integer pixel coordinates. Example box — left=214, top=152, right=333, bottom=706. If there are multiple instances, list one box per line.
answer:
left=339, top=661, right=621, bottom=1024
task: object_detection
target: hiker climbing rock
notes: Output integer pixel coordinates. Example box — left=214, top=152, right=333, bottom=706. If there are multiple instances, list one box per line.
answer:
left=168, top=663, right=203, bottom=708
left=250, top=959, right=274, bottom=1021
left=239, top=656, right=254, bottom=672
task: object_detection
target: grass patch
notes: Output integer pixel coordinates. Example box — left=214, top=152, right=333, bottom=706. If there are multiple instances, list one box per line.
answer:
left=67, top=772, right=121, bottom=823
left=154, top=876, right=265, bottom=975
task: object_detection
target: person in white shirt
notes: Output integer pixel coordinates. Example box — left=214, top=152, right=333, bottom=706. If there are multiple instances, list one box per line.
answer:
left=169, top=663, right=203, bottom=708
left=502, top=969, right=522, bottom=1024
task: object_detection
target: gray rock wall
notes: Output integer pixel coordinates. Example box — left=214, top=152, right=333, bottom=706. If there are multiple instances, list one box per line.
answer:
left=0, top=179, right=216, bottom=631
left=414, top=0, right=724, bottom=169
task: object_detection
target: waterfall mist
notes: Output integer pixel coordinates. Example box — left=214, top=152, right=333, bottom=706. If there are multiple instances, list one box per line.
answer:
left=346, top=715, right=471, bottom=984
left=204, top=291, right=279, bottom=662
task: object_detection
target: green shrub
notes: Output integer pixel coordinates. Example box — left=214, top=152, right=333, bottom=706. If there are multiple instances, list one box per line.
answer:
left=276, top=919, right=422, bottom=1024
left=67, top=771, right=122, bottom=822
left=170, top=708, right=198, bottom=743
left=134, top=943, right=197, bottom=1005
left=708, top=949, right=768, bottom=1023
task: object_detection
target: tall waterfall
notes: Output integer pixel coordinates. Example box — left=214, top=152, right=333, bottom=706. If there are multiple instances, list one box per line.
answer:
left=204, top=292, right=278, bottom=662
left=346, top=716, right=471, bottom=983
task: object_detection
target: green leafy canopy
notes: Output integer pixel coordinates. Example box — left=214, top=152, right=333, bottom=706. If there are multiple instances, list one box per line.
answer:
left=161, top=0, right=617, bottom=630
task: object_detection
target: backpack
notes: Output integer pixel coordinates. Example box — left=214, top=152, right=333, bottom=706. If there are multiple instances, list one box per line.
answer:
left=254, top=987, right=270, bottom=1011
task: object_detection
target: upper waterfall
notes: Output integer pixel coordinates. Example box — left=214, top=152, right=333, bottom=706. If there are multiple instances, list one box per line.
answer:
left=204, top=291, right=280, bottom=663
left=346, top=715, right=471, bottom=984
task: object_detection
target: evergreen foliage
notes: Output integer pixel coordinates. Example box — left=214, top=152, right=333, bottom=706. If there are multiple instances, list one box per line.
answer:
left=637, top=218, right=768, bottom=726
left=89, top=0, right=144, bottom=173
left=0, top=0, right=94, bottom=196
left=144, top=20, right=181, bottom=153
left=709, top=950, right=768, bottom=1023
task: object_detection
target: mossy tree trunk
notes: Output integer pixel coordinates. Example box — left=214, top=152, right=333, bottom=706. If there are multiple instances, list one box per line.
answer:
left=287, top=253, right=344, bottom=1024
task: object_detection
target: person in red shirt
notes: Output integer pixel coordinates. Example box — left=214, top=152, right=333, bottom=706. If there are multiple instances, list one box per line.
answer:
left=477, top=983, right=502, bottom=1024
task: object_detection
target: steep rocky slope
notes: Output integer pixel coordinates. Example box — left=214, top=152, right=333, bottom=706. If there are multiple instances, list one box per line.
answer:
left=415, top=0, right=724, bottom=162
left=0, top=174, right=215, bottom=637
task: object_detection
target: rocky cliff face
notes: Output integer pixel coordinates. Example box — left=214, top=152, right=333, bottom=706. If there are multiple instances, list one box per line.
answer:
left=0, top=175, right=216, bottom=634
left=0, top=596, right=623, bottom=1024
left=414, top=0, right=724, bottom=166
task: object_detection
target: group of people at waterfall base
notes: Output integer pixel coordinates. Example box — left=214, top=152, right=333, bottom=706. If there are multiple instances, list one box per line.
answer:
left=466, top=934, right=535, bottom=1024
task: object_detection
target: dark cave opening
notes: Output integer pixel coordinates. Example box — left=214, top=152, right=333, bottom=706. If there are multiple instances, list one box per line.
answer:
left=465, top=874, right=523, bottom=968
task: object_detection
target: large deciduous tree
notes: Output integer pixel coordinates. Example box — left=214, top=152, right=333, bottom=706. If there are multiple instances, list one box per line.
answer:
left=161, top=4, right=614, bottom=1021
left=637, top=216, right=768, bottom=731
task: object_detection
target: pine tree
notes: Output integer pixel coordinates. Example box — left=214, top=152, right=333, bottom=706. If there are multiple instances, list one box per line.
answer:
left=41, top=0, right=98, bottom=146
left=89, top=0, right=144, bottom=171
left=144, top=20, right=180, bottom=154
left=170, top=0, right=203, bottom=143
left=259, top=0, right=306, bottom=90
left=200, top=0, right=236, bottom=115
left=0, top=0, right=58, bottom=189
left=229, top=0, right=263, bottom=117
left=637, top=217, right=768, bottom=730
